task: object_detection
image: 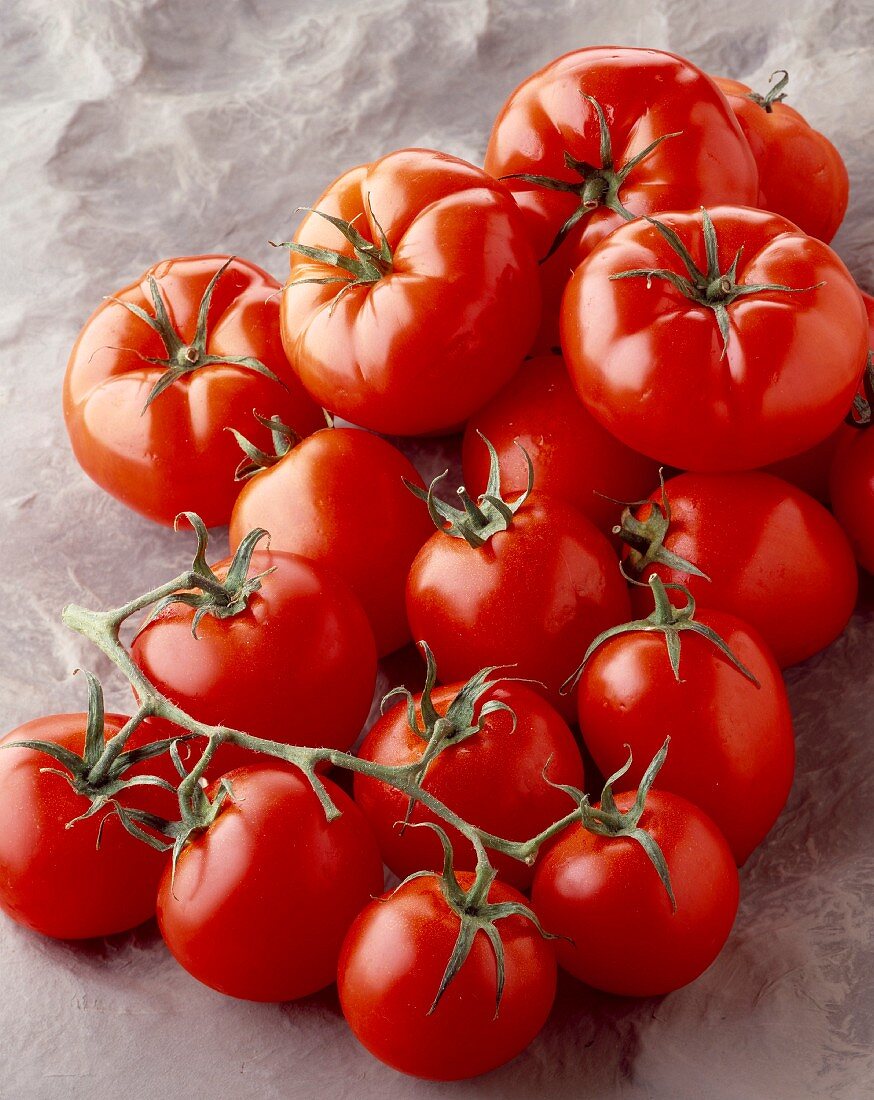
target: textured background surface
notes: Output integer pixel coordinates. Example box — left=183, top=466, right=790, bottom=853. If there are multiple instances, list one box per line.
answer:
left=1, top=1, right=873, bottom=1096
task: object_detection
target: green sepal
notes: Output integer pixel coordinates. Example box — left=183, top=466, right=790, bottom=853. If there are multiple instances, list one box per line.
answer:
left=746, top=70, right=790, bottom=113
left=614, top=469, right=710, bottom=579
left=228, top=410, right=300, bottom=480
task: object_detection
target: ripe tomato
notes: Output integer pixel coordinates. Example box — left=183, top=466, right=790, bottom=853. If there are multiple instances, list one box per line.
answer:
left=132, top=549, right=376, bottom=772
left=621, top=471, right=858, bottom=668
left=562, top=207, right=868, bottom=472
left=830, top=423, right=874, bottom=574
left=229, top=427, right=434, bottom=655
left=64, top=255, right=324, bottom=527
left=278, top=148, right=540, bottom=435
left=462, top=353, right=659, bottom=536
left=485, top=46, right=759, bottom=351
left=157, top=766, right=384, bottom=1002
left=337, top=872, right=556, bottom=1080
left=355, top=677, right=584, bottom=889
left=715, top=72, right=848, bottom=243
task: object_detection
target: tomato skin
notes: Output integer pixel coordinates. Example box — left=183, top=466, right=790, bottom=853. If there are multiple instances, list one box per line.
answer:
left=485, top=47, right=759, bottom=351
left=406, top=493, right=630, bottom=718
left=280, top=149, right=540, bottom=435
left=462, top=354, right=660, bottom=536
left=337, top=872, right=556, bottom=1080
left=0, top=714, right=176, bottom=939
left=131, top=550, right=376, bottom=772
left=578, top=609, right=794, bottom=864
left=354, top=683, right=584, bottom=889
left=562, top=207, right=868, bottom=472
left=157, top=766, right=384, bottom=1002
left=625, top=471, right=858, bottom=668
left=715, top=76, right=848, bottom=244
left=64, top=255, right=324, bottom=527
left=531, top=790, right=738, bottom=996
left=830, top=425, right=874, bottom=575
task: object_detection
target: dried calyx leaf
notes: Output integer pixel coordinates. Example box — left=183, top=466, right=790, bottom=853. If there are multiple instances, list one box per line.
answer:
left=846, top=352, right=874, bottom=429
left=614, top=469, right=709, bottom=579
left=746, top=69, right=790, bottom=113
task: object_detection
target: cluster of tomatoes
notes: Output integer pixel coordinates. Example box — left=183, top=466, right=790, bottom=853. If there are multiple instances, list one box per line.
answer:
left=2, top=45, right=872, bottom=1082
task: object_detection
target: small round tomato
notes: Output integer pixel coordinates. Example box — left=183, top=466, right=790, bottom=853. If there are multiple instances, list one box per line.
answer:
left=462, top=353, right=659, bottom=536
left=229, top=427, right=434, bottom=656
left=338, top=872, right=556, bottom=1080
left=157, top=766, right=384, bottom=1002
left=279, top=148, right=540, bottom=435
left=532, top=789, right=738, bottom=996
left=620, top=471, right=858, bottom=668
left=64, top=255, right=324, bottom=526
left=715, top=72, right=848, bottom=243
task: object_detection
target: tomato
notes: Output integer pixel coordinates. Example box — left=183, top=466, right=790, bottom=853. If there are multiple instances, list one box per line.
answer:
left=532, top=788, right=738, bottom=996
left=462, top=353, right=660, bottom=536
left=0, top=712, right=176, bottom=939
left=484, top=47, right=759, bottom=351
left=157, top=765, right=384, bottom=1002
left=132, top=549, right=376, bottom=772
left=715, top=72, right=848, bottom=243
left=620, top=471, right=858, bottom=668
left=229, top=427, right=434, bottom=656
left=64, top=255, right=324, bottom=527
left=562, top=207, right=868, bottom=472
left=278, top=148, right=540, bottom=435
left=355, top=675, right=584, bottom=889
left=338, top=871, right=556, bottom=1079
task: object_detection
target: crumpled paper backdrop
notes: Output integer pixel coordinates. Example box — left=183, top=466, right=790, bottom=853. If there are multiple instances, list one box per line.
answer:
left=1, top=1, right=872, bottom=1096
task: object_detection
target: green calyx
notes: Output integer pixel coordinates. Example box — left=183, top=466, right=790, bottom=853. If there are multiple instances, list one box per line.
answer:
left=846, top=352, right=874, bottom=429
left=611, top=209, right=824, bottom=356
left=501, top=94, right=681, bottom=261
left=106, top=257, right=284, bottom=412
left=405, top=431, right=533, bottom=548
left=747, top=69, right=790, bottom=113
left=228, top=410, right=301, bottom=480
left=614, top=470, right=709, bottom=579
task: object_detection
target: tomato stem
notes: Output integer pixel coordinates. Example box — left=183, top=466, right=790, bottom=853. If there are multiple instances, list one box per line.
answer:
left=746, top=69, right=790, bottom=114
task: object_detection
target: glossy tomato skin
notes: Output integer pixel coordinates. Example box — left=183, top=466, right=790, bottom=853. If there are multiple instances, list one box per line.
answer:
left=578, top=610, right=794, bottom=864
left=157, top=766, right=384, bottom=1002
left=229, top=428, right=433, bottom=656
left=280, top=149, right=540, bottom=435
left=531, top=790, right=739, bottom=996
left=462, top=354, right=660, bottom=536
left=485, top=47, right=759, bottom=351
left=354, top=683, right=584, bottom=889
left=131, top=550, right=376, bottom=772
left=562, top=207, right=868, bottom=472
left=64, top=256, right=324, bottom=527
left=406, top=493, right=630, bottom=718
left=715, top=76, right=848, bottom=244
left=625, top=472, right=858, bottom=668
left=830, top=323, right=874, bottom=567
left=338, top=872, right=556, bottom=1080
left=0, top=714, right=176, bottom=939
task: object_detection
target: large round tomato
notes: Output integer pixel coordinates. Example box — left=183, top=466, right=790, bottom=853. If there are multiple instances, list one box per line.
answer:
left=621, top=472, right=858, bottom=668
left=157, top=766, right=384, bottom=1002
left=279, top=148, right=540, bottom=435
left=562, top=207, right=868, bottom=472
left=485, top=47, right=759, bottom=351
left=229, top=427, right=434, bottom=655
left=354, top=682, right=584, bottom=889
left=462, top=353, right=659, bottom=536
left=132, top=550, right=376, bottom=772
left=715, top=73, right=848, bottom=243
left=64, top=255, right=324, bottom=526
left=531, top=789, right=738, bottom=996
left=338, top=872, right=556, bottom=1080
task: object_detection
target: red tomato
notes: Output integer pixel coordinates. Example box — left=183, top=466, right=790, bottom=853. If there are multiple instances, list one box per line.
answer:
left=279, top=148, right=540, bottom=435
left=0, top=713, right=176, bottom=939
left=532, top=789, right=739, bottom=996
left=157, top=766, right=384, bottom=1002
left=338, top=872, right=556, bottom=1079
left=485, top=47, right=759, bottom=351
left=621, top=471, right=858, bottom=668
left=132, top=550, right=376, bottom=772
left=355, top=680, right=584, bottom=888
left=462, top=353, right=659, bottom=536
left=715, top=72, right=848, bottom=243
left=562, top=207, right=868, bottom=472
left=229, top=427, right=434, bottom=655
left=64, top=255, right=324, bottom=527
